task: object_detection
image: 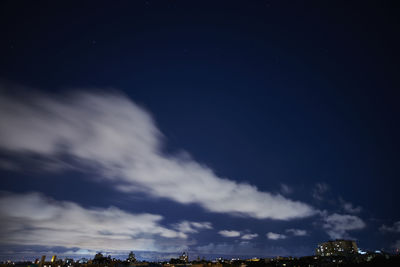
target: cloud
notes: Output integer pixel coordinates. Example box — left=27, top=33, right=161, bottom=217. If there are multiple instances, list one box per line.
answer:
left=285, top=229, right=307, bottom=236
left=0, top=191, right=201, bottom=252
left=339, top=198, right=362, bottom=214
left=241, top=233, right=258, bottom=240
left=0, top=88, right=315, bottom=220
left=266, top=232, right=286, bottom=240
left=280, top=184, right=293, bottom=195
left=0, top=159, right=19, bottom=171
left=322, top=213, right=366, bottom=239
left=265, top=229, right=307, bottom=240
left=217, top=230, right=258, bottom=240
left=312, top=183, right=329, bottom=201
left=218, top=230, right=241, bottom=238
left=173, top=221, right=213, bottom=234
left=379, top=221, right=400, bottom=233
left=343, top=203, right=362, bottom=214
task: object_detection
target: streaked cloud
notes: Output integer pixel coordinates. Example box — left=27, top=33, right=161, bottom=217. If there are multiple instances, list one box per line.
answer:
left=285, top=229, right=307, bottom=236
left=280, top=184, right=293, bottom=195
left=173, top=221, right=213, bottom=234
left=0, top=192, right=200, bottom=252
left=322, top=213, right=365, bottom=239
left=312, top=183, right=329, bottom=201
left=0, top=88, right=315, bottom=220
left=339, top=198, right=362, bottom=214
left=266, top=232, right=287, bottom=240
left=218, top=230, right=241, bottom=238
left=265, top=229, right=306, bottom=241
left=217, top=230, right=258, bottom=240
left=379, top=221, right=400, bottom=233
left=241, top=233, right=258, bottom=240
left=343, top=202, right=362, bottom=214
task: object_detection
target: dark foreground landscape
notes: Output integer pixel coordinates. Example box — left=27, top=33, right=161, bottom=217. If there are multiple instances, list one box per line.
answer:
left=2, top=251, right=400, bottom=267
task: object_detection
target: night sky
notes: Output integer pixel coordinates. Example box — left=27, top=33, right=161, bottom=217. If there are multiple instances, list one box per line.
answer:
left=0, top=0, right=400, bottom=261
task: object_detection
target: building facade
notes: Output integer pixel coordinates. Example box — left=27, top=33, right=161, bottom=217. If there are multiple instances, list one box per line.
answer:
left=316, top=240, right=358, bottom=256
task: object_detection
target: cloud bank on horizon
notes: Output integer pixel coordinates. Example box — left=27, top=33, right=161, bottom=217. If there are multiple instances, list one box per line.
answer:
left=0, top=191, right=197, bottom=252
left=0, top=87, right=315, bottom=220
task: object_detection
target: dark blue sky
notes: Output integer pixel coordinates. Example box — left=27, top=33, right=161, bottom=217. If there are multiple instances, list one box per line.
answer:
left=0, top=0, right=399, bottom=261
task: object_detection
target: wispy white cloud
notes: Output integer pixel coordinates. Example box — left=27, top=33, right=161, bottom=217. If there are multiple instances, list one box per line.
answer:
left=0, top=192, right=202, bottom=252
left=266, top=232, right=286, bottom=240
left=217, top=230, right=258, bottom=240
left=218, top=230, right=241, bottom=238
left=173, top=221, right=213, bottom=234
left=265, top=229, right=306, bottom=240
left=0, top=88, right=315, bottom=220
left=322, top=213, right=365, bottom=239
left=343, top=202, right=362, bottom=214
left=379, top=221, right=400, bottom=233
left=285, top=229, right=307, bottom=236
left=339, top=198, right=362, bottom=214
left=280, top=184, right=293, bottom=195
left=241, top=233, right=258, bottom=240
left=312, top=183, right=329, bottom=201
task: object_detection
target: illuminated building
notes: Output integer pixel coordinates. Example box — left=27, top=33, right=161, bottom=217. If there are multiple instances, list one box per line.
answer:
left=316, top=240, right=358, bottom=256
left=179, top=252, right=188, bottom=263
left=51, top=255, right=57, bottom=263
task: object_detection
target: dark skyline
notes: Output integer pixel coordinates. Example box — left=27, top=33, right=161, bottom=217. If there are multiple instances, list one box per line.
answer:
left=0, top=0, right=400, bottom=261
